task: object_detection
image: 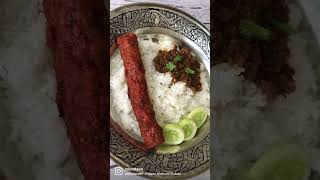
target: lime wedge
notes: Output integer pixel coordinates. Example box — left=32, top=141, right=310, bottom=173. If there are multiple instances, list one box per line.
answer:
left=178, top=118, right=197, bottom=141
left=245, top=143, right=310, bottom=180
left=187, top=107, right=208, bottom=128
left=163, top=124, right=184, bottom=145
left=156, top=145, right=181, bottom=154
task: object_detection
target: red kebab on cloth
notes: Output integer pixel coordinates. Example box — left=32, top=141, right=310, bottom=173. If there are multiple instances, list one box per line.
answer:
left=117, top=33, right=164, bottom=149
left=43, top=0, right=108, bottom=179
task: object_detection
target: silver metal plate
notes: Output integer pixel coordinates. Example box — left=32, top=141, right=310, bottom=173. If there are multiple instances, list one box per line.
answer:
left=110, top=3, right=210, bottom=179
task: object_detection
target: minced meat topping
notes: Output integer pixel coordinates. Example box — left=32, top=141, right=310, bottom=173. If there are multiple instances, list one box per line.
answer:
left=153, top=46, right=202, bottom=92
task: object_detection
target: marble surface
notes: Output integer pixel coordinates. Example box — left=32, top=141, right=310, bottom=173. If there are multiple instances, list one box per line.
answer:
left=298, top=0, right=320, bottom=44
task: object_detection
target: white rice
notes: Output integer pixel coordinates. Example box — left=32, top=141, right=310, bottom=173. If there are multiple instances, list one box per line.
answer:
left=110, top=34, right=210, bottom=140
left=212, top=2, right=320, bottom=179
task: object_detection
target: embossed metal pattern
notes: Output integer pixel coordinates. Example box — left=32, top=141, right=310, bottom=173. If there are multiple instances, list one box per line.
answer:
left=110, top=3, right=210, bottom=59
left=110, top=3, right=210, bottom=179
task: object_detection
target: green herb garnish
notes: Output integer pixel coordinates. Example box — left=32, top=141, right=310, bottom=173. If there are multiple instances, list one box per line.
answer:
left=185, top=67, right=196, bottom=75
left=174, top=55, right=184, bottom=62
left=273, top=21, right=296, bottom=34
left=239, top=19, right=272, bottom=41
left=166, top=62, right=176, bottom=71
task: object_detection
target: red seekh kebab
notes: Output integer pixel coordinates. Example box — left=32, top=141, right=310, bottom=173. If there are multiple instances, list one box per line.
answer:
left=43, top=0, right=108, bottom=180
left=117, top=33, right=164, bottom=149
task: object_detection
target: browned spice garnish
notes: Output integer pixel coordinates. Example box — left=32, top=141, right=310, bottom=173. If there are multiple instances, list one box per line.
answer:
left=213, top=0, right=295, bottom=98
left=154, top=46, right=202, bottom=92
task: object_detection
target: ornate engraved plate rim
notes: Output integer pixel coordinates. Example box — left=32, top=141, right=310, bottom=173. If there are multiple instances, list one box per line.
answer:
left=110, top=2, right=210, bottom=60
left=110, top=3, right=209, bottom=36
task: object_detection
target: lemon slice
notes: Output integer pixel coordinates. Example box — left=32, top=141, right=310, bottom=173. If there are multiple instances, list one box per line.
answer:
left=178, top=118, right=197, bottom=141
left=244, top=143, right=310, bottom=180
left=163, top=124, right=184, bottom=145
left=187, top=107, right=208, bottom=128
